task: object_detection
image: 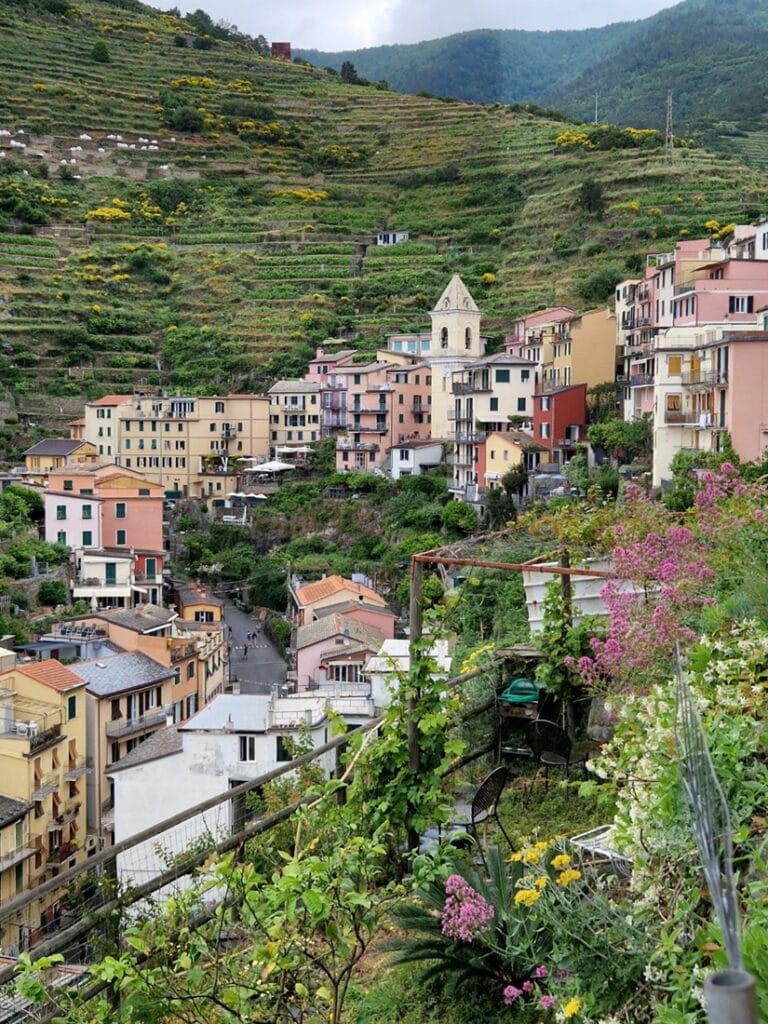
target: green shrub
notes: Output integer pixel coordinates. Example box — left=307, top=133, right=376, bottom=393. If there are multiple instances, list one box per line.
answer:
left=91, top=40, right=110, bottom=63
left=38, top=580, right=68, bottom=606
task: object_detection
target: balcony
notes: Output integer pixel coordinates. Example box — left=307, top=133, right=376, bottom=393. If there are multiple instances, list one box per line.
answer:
left=453, top=430, right=486, bottom=443
left=411, top=403, right=427, bottom=414
left=221, top=424, right=237, bottom=438
left=630, top=374, right=654, bottom=387
left=105, top=706, right=171, bottom=739
left=32, top=771, right=60, bottom=801
left=47, top=842, right=78, bottom=865
left=557, top=436, right=582, bottom=448
left=336, top=440, right=379, bottom=452
left=63, top=756, right=88, bottom=781
left=674, top=282, right=695, bottom=296
left=0, top=837, right=36, bottom=871
left=452, top=381, right=491, bottom=395
left=170, top=642, right=197, bottom=664
left=47, top=807, right=79, bottom=830
left=664, top=410, right=719, bottom=427
left=682, top=371, right=728, bottom=387
left=350, top=423, right=388, bottom=434
left=133, top=572, right=162, bottom=584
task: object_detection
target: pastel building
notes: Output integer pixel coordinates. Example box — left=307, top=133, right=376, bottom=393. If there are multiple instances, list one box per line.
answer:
left=267, top=380, right=320, bottom=456
left=0, top=659, right=88, bottom=948
left=44, top=465, right=164, bottom=608
left=532, top=383, right=588, bottom=465
left=83, top=393, right=270, bottom=499
left=21, top=439, right=98, bottom=485
left=294, top=615, right=385, bottom=692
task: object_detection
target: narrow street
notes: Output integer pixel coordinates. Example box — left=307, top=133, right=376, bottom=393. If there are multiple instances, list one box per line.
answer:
left=221, top=599, right=287, bottom=695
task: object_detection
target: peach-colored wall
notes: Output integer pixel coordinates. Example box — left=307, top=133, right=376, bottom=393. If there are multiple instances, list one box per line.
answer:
left=100, top=494, right=163, bottom=552
left=332, top=606, right=395, bottom=639
left=728, top=342, right=768, bottom=462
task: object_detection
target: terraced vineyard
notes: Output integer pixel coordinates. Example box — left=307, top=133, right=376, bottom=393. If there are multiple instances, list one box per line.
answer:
left=1, top=0, right=767, bottom=402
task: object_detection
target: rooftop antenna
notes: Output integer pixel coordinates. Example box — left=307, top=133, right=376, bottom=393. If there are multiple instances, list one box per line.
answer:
left=674, top=645, right=757, bottom=1023
left=665, top=89, right=674, bottom=163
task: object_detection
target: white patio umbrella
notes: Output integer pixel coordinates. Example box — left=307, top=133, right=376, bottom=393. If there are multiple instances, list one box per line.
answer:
left=256, top=460, right=294, bottom=473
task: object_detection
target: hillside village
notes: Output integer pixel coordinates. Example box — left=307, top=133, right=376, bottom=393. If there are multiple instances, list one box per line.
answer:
left=1, top=213, right=768, bottom=968
left=2, top=2, right=768, bottom=1021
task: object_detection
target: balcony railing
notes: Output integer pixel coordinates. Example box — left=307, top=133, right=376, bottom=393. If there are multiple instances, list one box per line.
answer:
left=0, top=837, right=36, bottom=870
left=350, top=423, right=388, bottom=433
left=46, top=844, right=78, bottom=866
left=170, top=642, right=197, bottom=664
left=630, top=374, right=654, bottom=387
left=681, top=371, right=728, bottom=387
left=664, top=410, right=720, bottom=427
left=106, top=706, right=171, bottom=739
left=47, top=808, right=79, bottom=830
left=452, top=381, right=491, bottom=395
left=557, top=436, right=582, bottom=448
left=134, top=572, right=162, bottom=584
left=453, top=431, right=486, bottom=443
left=63, top=756, right=88, bottom=781
left=32, top=771, right=60, bottom=801
left=336, top=441, right=379, bottom=452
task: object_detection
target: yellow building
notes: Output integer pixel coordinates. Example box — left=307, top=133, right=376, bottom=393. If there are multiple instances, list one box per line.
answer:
left=543, top=308, right=618, bottom=393
left=22, top=439, right=98, bottom=485
left=484, top=430, right=544, bottom=490
left=83, top=393, right=270, bottom=499
left=0, top=659, right=88, bottom=949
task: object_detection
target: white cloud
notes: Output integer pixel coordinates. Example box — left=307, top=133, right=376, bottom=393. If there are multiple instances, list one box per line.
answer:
left=160, top=0, right=681, bottom=51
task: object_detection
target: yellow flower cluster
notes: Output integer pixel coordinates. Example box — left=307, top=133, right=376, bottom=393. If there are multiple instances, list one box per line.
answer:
left=510, top=840, right=550, bottom=865
left=513, top=888, right=541, bottom=908
left=225, top=78, right=254, bottom=94
left=85, top=206, right=131, bottom=223
left=170, top=75, right=216, bottom=89
left=563, top=996, right=582, bottom=1018
left=550, top=853, right=571, bottom=870
left=274, top=188, right=328, bottom=204
left=556, top=868, right=582, bottom=887
left=555, top=129, right=594, bottom=150
left=32, top=83, right=47, bottom=92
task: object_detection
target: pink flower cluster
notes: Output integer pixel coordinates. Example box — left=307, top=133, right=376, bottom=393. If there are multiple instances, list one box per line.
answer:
left=441, top=875, right=495, bottom=942
left=503, top=966, right=551, bottom=1007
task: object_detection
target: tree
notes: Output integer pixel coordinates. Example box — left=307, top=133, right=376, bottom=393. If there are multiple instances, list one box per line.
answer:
left=586, top=414, right=651, bottom=464
left=165, top=105, right=204, bottom=132
left=441, top=500, right=479, bottom=536
left=90, top=40, right=110, bottom=63
left=340, top=60, right=360, bottom=84
left=577, top=178, right=605, bottom=217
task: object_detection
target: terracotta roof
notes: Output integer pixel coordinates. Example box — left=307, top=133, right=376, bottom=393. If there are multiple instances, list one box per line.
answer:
left=294, top=575, right=386, bottom=608
left=88, top=394, right=133, bottom=406
left=17, top=659, right=84, bottom=692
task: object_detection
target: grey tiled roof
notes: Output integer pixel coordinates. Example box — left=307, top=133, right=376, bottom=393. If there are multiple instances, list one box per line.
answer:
left=296, top=613, right=384, bottom=652
left=108, top=726, right=182, bottom=772
left=73, top=651, right=174, bottom=697
left=23, top=439, right=83, bottom=457
left=0, top=795, right=30, bottom=829
left=94, top=606, right=176, bottom=633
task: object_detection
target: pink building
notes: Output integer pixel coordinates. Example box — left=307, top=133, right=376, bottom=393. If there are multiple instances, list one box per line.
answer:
left=334, top=361, right=399, bottom=472
left=45, top=465, right=164, bottom=607
left=671, top=258, right=768, bottom=327
left=294, top=615, right=385, bottom=692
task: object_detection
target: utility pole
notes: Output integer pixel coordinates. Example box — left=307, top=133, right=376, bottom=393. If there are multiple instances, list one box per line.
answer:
left=665, top=89, right=674, bottom=163
left=594, top=90, right=599, bottom=124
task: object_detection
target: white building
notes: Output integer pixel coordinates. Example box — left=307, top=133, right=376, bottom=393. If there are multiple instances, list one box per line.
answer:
left=108, top=691, right=374, bottom=892
left=363, top=638, right=452, bottom=707
left=388, top=440, right=444, bottom=480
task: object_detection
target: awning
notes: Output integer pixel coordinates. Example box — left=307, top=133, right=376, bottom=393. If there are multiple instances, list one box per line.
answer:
left=131, top=585, right=149, bottom=594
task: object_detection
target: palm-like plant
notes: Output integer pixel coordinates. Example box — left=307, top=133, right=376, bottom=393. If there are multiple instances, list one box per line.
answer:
left=388, top=846, right=549, bottom=995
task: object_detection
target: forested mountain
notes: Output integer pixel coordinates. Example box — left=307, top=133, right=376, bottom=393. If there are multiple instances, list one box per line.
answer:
left=297, top=0, right=768, bottom=159
left=296, top=22, right=640, bottom=107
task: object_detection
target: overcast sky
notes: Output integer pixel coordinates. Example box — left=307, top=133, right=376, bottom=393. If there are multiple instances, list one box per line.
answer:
left=160, top=0, right=683, bottom=51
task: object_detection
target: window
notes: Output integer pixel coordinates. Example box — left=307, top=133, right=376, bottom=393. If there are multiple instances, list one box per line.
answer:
left=517, top=397, right=526, bottom=412
left=63, top=480, right=73, bottom=491
left=668, top=355, right=681, bottom=375
left=666, top=394, right=682, bottom=412
left=353, top=374, right=361, bottom=385
left=465, top=328, right=471, bottom=349
left=57, top=530, right=66, bottom=544
left=239, top=735, right=256, bottom=761
left=215, top=401, right=225, bottom=413
left=490, top=397, right=499, bottom=411
left=521, top=369, right=530, bottom=381
left=541, top=396, right=550, bottom=412
left=82, top=504, right=92, bottom=520
left=495, top=369, right=510, bottom=383
left=399, top=449, right=409, bottom=461
left=440, top=327, right=448, bottom=348
left=729, top=295, right=754, bottom=314
left=187, top=661, right=195, bottom=679
left=82, top=531, right=92, bottom=546
left=67, top=695, right=77, bottom=720
left=276, top=735, right=293, bottom=762
left=116, top=529, right=126, bottom=545
left=56, top=505, right=66, bottom=520
left=540, top=423, right=550, bottom=439
left=115, top=502, right=126, bottom=519
left=125, top=439, right=131, bottom=450
left=146, top=557, right=156, bottom=578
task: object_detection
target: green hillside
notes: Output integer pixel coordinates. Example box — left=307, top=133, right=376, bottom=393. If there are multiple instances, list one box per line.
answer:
left=0, top=0, right=767, bottom=406
left=298, top=0, right=768, bottom=165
